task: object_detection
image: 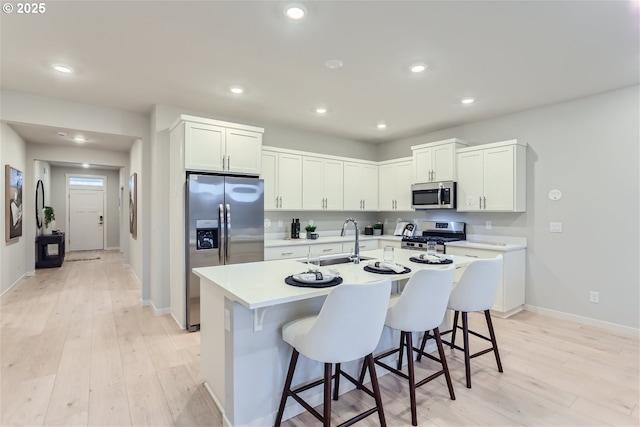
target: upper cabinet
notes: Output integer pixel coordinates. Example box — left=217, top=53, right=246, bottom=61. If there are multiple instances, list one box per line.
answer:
left=343, top=161, right=378, bottom=211
left=173, top=115, right=263, bottom=175
left=261, top=149, right=303, bottom=210
left=456, top=140, right=527, bottom=212
left=379, top=159, right=413, bottom=211
left=302, top=156, right=344, bottom=210
left=412, top=138, right=468, bottom=183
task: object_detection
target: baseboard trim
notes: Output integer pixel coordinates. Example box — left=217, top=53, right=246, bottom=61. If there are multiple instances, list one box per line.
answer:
left=524, top=304, right=639, bottom=336
left=204, top=382, right=232, bottom=427
left=1, top=272, right=26, bottom=297
left=140, top=298, right=151, bottom=307
left=171, top=312, right=186, bottom=330
left=151, top=301, right=171, bottom=316
left=105, top=246, right=119, bottom=251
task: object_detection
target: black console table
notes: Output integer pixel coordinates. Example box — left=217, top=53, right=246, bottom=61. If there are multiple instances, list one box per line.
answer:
left=36, top=233, right=66, bottom=268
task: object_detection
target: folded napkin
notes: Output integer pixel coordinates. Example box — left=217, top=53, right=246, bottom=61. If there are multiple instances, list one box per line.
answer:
left=368, top=261, right=405, bottom=273
left=296, top=271, right=325, bottom=282
left=413, top=253, right=442, bottom=262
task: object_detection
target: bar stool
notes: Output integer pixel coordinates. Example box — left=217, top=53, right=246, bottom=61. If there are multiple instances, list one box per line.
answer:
left=360, top=268, right=456, bottom=426
left=428, top=255, right=503, bottom=389
left=274, top=279, right=392, bottom=427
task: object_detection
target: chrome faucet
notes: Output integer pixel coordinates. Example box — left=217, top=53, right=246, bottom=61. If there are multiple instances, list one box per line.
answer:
left=340, top=218, right=360, bottom=264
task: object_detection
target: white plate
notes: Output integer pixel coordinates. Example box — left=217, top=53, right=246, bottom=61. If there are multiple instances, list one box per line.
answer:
left=292, top=272, right=336, bottom=284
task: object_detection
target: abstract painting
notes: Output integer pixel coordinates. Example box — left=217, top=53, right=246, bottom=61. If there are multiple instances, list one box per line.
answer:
left=5, top=165, right=23, bottom=241
left=129, top=172, right=137, bottom=239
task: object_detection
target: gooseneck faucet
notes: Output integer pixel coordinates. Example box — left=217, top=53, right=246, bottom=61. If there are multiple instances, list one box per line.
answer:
left=340, top=218, right=360, bottom=264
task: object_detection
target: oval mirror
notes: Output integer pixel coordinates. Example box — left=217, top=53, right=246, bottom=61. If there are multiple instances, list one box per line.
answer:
left=35, top=179, right=45, bottom=228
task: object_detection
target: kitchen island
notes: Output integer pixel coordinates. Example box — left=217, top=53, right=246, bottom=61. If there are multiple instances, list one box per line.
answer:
left=194, top=248, right=475, bottom=427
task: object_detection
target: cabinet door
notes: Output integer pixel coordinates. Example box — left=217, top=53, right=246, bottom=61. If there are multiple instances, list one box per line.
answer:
left=302, top=157, right=324, bottom=210
left=278, top=154, right=303, bottom=209
left=413, top=148, right=433, bottom=183
left=378, top=164, right=396, bottom=211
left=361, top=165, right=378, bottom=211
left=456, top=151, right=484, bottom=211
left=261, top=151, right=278, bottom=210
left=343, top=162, right=363, bottom=210
left=184, top=123, right=224, bottom=171
left=394, top=161, right=413, bottom=211
left=483, top=146, right=515, bottom=211
left=225, top=129, right=262, bottom=174
left=323, top=159, right=344, bottom=210
left=432, top=144, right=456, bottom=181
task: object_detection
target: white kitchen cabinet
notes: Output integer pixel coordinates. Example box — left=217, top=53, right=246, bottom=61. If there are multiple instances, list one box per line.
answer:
left=457, top=140, right=527, bottom=212
left=261, top=149, right=303, bottom=210
left=343, top=161, right=378, bottom=211
left=379, top=159, right=413, bottom=211
left=377, top=238, right=402, bottom=249
left=302, top=156, right=344, bottom=210
left=311, top=242, right=344, bottom=257
left=174, top=115, right=263, bottom=175
left=264, top=245, right=309, bottom=261
left=445, top=245, right=525, bottom=317
left=412, top=138, right=468, bottom=183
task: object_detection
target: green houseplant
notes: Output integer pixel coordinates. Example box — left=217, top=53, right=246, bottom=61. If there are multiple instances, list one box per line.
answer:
left=372, top=222, right=383, bottom=235
left=305, top=225, right=318, bottom=239
left=44, top=206, right=55, bottom=228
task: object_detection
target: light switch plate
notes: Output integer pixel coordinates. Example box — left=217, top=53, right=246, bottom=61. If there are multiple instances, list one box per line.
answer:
left=485, top=221, right=492, bottom=230
left=550, top=222, right=562, bottom=233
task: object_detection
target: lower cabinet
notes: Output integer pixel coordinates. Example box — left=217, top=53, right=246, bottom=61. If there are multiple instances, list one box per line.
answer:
left=343, top=239, right=378, bottom=255
left=264, top=245, right=309, bottom=261
left=445, top=245, right=526, bottom=317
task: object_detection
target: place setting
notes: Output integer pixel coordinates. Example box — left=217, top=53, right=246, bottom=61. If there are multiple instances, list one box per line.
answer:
left=363, top=246, right=411, bottom=275
left=284, top=251, right=343, bottom=288
left=408, top=241, right=454, bottom=265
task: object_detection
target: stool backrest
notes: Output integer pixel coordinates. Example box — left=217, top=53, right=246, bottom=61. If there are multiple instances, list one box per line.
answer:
left=448, top=255, right=503, bottom=312
left=295, top=279, right=392, bottom=364
left=386, top=267, right=455, bottom=332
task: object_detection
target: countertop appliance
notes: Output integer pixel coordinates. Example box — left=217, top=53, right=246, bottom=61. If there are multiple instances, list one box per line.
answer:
left=411, top=181, right=456, bottom=209
left=401, top=221, right=466, bottom=253
left=186, top=173, right=264, bottom=331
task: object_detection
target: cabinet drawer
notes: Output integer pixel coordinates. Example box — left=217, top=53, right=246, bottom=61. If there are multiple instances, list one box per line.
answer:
left=377, top=239, right=401, bottom=249
left=445, top=246, right=500, bottom=259
left=312, top=242, right=344, bottom=256
left=343, top=240, right=378, bottom=254
left=264, top=245, right=309, bottom=261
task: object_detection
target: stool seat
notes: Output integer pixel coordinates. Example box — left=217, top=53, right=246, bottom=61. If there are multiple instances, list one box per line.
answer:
left=274, top=279, right=392, bottom=427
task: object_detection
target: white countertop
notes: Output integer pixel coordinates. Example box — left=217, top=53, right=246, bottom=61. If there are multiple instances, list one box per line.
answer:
left=446, top=234, right=527, bottom=252
left=193, top=248, right=475, bottom=310
left=265, top=234, right=402, bottom=248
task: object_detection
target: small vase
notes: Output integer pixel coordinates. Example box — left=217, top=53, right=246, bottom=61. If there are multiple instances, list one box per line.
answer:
left=373, top=229, right=382, bottom=236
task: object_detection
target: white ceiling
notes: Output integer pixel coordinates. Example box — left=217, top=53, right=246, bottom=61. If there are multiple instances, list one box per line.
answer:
left=1, top=1, right=638, bottom=150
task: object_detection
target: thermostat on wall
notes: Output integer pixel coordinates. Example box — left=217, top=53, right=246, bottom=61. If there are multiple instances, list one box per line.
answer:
left=548, top=189, right=562, bottom=201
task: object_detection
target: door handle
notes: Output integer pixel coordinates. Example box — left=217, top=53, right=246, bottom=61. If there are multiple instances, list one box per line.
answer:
left=99, top=215, right=103, bottom=225
left=483, top=196, right=487, bottom=210
left=225, top=203, right=231, bottom=261
left=218, top=204, right=224, bottom=263
left=227, top=155, right=230, bottom=170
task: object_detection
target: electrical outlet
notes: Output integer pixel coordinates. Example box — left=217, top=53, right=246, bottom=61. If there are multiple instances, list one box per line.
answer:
left=485, top=221, right=492, bottom=230
left=589, top=291, right=599, bottom=303
left=550, top=222, right=562, bottom=233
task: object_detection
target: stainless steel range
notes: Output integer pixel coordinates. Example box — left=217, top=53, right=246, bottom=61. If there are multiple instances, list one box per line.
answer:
left=401, top=221, right=466, bottom=253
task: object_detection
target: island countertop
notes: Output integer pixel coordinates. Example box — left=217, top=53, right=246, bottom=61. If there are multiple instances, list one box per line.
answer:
left=193, top=248, right=476, bottom=310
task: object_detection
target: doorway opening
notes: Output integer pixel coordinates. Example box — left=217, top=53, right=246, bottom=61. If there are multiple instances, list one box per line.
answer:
left=66, top=174, right=107, bottom=252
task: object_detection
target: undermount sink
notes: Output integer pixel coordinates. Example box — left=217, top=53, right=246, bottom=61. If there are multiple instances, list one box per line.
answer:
left=297, top=255, right=375, bottom=267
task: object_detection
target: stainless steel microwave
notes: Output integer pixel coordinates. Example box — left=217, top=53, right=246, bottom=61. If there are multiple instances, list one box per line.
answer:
left=411, top=181, right=456, bottom=210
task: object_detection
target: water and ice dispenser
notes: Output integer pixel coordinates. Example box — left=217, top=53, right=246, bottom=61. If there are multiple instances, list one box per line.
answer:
left=196, top=219, right=218, bottom=250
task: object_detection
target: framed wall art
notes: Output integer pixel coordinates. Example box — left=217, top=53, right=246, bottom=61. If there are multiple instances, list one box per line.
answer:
left=129, top=172, right=137, bottom=239
left=5, top=165, right=24, bottom=241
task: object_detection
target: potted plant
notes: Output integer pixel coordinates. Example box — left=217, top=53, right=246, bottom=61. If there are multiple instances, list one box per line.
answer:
left=43, top=206, right=56, bottom=235
left=305, top=225, right=318, bottom=240
left=372, top=222, right=383, bottom=236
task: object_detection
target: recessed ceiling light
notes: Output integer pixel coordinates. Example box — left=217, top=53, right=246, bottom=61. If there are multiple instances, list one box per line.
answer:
left=325, top=59, right=344, bottom=69
left=57, top=131, right=67, bottom=137
left=410, top=64, right=427, bottom=73
left=461, top=97, right=475, bottom=104
left=52, top=64, right=73, bottom=73
left=82, top=163, right=90, bottom=168
left=315, top=107, right=327, bottom=114
left=377, top=122, right=387, bottom=130
left=230, top=86, right=244, bottom=94
left=284, top=5, right=306, bottom=20
left=74, top=136, right=87, bottom=143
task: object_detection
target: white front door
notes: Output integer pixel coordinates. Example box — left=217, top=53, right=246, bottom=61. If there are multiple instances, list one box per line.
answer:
left=69, top=189, right=104, bottom=251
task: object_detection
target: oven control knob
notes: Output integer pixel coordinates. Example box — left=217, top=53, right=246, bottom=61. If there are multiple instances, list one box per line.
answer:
left=418, top=244, right=423, bottom=248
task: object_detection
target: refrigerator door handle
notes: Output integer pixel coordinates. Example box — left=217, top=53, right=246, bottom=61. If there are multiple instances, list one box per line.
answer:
left=225, top=203, right=231, bottom=261
left=218, top=204, right=224, bottom=263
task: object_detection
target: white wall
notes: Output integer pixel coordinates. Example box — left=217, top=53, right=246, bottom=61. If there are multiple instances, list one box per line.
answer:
left=129, top=139, right=145, bottom=298
left=1, top=123, right=27, bottom=294
left=50, top=166, right=121, bottom=249
left=377, top=86, right=640, bottom=329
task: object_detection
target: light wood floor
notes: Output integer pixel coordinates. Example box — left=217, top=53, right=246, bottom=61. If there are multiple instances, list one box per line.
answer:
left=1, top=251, right=638, bottom=426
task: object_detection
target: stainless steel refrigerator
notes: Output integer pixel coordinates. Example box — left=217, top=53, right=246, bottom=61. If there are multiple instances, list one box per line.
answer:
left=185, top=173, right=264, bottom=331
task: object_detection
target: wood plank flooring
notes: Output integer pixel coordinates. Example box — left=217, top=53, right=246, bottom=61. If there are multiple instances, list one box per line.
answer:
left=1, top=251, right=638, bottom=426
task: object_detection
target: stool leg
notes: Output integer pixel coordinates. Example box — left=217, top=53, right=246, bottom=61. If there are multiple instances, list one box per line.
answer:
left=397, top=331, right=405, bottom=370
left=433, top=327, right=455, bottom=400
left=416, top=331, right=428, bottom=362
left=366, top=353, right=387, bottom=427
left=462, top=312, right=471, bottom=388
left=405, top=332, right=418, bottom=426
left=450, top=310, right=460, bottom=349
left=324, top=363, right=332, bottom=427
left=358, top=359, right=368, bottom=386
left=484, top=310, right=503, bottom=373
left=333, top=363, right=341, bottom=400
left=275, top=350, right=299, bottom=427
